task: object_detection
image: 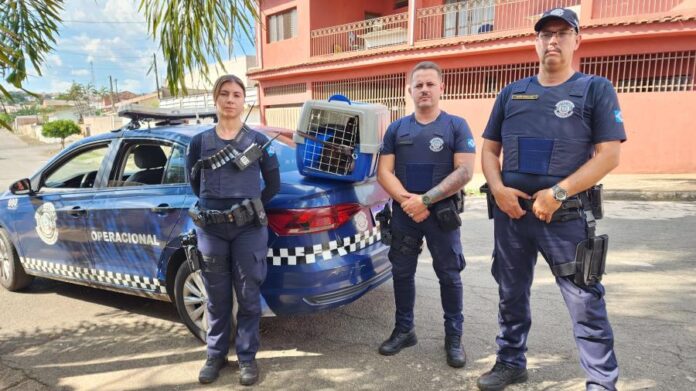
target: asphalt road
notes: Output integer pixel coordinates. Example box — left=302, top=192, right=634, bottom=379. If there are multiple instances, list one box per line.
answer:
left=1, top=134, right=695, bottom=390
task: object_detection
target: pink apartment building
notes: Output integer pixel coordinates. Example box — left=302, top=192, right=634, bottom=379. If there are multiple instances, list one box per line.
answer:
left=250, top=0, right=696, bottom=173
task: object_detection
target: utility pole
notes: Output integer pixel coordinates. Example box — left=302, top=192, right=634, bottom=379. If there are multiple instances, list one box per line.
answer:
left=109, top=75, right=115, bottom=111
left=115, top=79, right=119, bottom=102
left=90, top=61, right=95, bottom=88
left=153, top=53, right=161, bottom=99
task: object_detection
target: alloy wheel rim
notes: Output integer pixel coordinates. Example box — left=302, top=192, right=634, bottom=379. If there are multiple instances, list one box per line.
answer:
left=183, top=270, right=208, bottom=335
left=0, top=239, right=10, bottom=281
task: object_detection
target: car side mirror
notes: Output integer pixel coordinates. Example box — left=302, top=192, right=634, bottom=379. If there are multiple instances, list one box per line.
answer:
left=9, top=178, right=34, bottom=195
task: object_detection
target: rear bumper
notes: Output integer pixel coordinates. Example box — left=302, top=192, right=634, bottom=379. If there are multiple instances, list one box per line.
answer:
left=260, top=241, right=391, bottom=315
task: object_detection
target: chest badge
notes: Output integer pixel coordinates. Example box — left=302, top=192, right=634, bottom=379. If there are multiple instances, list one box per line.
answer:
left=429, top=137, right=444, bottom=152
left=554, top=100, right=575, bottom=119
left=35, top=202, right=58, bottom=245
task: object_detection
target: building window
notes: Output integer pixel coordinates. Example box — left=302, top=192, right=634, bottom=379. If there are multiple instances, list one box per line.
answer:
left=581, top=51, right=696, bottom=93
left=444, top=0, right=495, bottom=37
left=442, top=62, right=538, bottom=100
left=268, top=8, right=297, bottom=43
left=264, top=83, right=307, bottom=96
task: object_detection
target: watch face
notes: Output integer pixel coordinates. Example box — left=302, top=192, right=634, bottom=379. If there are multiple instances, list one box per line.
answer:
left=553, top=186, right=568, bottom=201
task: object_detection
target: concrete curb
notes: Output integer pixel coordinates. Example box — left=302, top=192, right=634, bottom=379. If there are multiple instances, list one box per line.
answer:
left=604, top=190, right=696, bottom=202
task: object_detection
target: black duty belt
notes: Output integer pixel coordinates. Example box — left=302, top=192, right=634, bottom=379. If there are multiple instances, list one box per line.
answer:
left=189, top=198, right=267, bottom=227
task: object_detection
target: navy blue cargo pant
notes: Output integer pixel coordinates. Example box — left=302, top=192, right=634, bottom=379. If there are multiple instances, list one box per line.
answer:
left=389, top=202, right=466, bottom=337
left=492, top=206, right=618, bottom=390
left=196, top=222, right=268, bottom=362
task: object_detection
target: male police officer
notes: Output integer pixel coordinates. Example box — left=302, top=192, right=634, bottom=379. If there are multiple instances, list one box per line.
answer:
left=478, top=8, right=625, bottom=391
left=377, top=61, right=476, bottom=368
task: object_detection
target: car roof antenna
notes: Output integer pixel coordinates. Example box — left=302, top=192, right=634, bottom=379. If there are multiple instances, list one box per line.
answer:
left=243, top=101, right=256, bottom=125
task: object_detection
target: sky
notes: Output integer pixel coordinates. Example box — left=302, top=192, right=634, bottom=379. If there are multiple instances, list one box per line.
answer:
left=19, top=0, right=255, bottom=95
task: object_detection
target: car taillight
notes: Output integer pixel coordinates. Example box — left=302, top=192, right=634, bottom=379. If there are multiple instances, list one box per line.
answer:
left=267, top=203, right=363, bottom=235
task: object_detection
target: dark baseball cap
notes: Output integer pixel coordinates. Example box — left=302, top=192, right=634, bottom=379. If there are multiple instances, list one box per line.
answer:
left=534, top=8, right=580, bottom=33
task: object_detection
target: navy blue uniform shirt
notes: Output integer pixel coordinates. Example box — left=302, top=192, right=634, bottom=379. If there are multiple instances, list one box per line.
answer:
left=483, top=73, right=627, bottom=144
left=382, top=111, right=476, bottom=156
left=186, top=127, right=280, bottom=203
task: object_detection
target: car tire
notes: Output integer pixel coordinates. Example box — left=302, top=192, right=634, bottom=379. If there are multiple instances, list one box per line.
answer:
left=0, top=228, right=34, bottom=291
left=173, top=261, right=237, bottom=344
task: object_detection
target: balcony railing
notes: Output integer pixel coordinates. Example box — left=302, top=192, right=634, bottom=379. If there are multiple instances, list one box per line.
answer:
left=417, top=0, right=581, bottom=42
left=592, top=0, right=687, bottom=19
left=310, top=12, right=408, bottom=56
left=308, top=0, right=695, bottom=57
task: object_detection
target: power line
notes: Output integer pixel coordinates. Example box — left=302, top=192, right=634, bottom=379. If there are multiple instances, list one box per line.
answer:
left=56, top=50, right=154, bottom=60
left=61, top=19, right=146, bottom=24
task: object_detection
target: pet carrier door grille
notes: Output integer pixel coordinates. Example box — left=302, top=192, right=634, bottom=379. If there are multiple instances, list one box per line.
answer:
left=300, top=108, right=360, bottom=175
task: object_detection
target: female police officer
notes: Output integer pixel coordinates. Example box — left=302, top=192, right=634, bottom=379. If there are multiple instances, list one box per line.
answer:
left=185, top=75, right=280, bottom=386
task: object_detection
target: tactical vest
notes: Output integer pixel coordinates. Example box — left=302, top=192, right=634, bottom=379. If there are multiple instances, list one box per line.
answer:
left=199, top=127, right=263, bottom=199
left=501, top=74, right=594, bottom=193
left=393, top=112, right=459, bottom=193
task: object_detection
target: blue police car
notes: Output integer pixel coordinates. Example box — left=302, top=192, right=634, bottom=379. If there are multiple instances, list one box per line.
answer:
left=0, top=108, right=391, bottom=342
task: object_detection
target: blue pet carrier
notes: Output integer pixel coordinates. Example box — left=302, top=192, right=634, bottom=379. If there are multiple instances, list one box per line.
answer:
left=294, top=95, right=389, bottom=182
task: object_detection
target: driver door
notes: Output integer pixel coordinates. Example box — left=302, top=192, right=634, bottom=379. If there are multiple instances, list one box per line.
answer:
left=12, top=142, right=111, bottom=273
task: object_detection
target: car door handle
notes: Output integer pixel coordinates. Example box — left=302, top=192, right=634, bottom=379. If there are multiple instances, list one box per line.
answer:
left=152, top=203, right=174, bottom=215
left=68, top=206, right=87, bottom=217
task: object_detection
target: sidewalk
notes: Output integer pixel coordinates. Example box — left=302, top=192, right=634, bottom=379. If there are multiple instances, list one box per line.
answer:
left=466, top=173, right=696, bottom=201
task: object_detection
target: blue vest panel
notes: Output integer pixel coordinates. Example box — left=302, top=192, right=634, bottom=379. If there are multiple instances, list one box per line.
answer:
left=501, top=75, right=594, bottom=190
left=199, top=127, right=263, bottom=199
left=394, top=113, right=456, bottom=193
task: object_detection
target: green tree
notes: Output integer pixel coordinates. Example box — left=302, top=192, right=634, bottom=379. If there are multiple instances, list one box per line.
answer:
left=0, top=112, right=11, bottom=127
left=1, top=0, right=257, bottom=100
left=55, top=82, right=89, bottom=102
left=41, top=119, right=80, bottom=148
left=96, top=86, right=110, bottom=99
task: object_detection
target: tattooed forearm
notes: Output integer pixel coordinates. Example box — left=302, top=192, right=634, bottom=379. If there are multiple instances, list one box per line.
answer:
left=424, top=165, right=472, bottom=203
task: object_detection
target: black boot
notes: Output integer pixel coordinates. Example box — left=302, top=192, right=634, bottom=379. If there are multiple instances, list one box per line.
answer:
left=239, top=360, right=259, bottom=386
left=378, top=328, right=417, bottom=356
left=198, top=356, right=228, bottom=384
left=477, top=362, right=528, bottom=391
left=444, top=335, right=466, bottom=368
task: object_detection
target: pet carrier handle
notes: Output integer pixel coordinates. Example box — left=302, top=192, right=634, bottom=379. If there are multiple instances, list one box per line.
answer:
left=328, top=94, right=352, bottom=105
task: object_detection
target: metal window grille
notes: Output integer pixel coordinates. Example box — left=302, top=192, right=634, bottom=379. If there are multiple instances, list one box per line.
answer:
left=442, top=61, right=538, bottom=99
left=580, top=51, right=696, bottom=93
left=264, top=83, right=308, bottom=96
left=312, top=73, right=406, bottom=122
left=302, top=109, right=359, bottom=176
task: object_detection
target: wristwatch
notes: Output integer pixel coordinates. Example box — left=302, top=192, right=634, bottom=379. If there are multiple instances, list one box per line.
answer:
left=551, top=184, right=568, bottom=202
left=421, top=194, right=433, bottom=208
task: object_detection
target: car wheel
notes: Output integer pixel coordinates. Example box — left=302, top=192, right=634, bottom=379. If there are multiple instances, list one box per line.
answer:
left=0, top=228, right=34, bottom=291
left=173, top=261, right=237, bottom=344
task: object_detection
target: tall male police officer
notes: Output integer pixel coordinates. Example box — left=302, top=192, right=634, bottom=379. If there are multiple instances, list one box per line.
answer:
left=377, top=61, right=476, bottom=368
left=478, top=8, right=625, bottom=391
left=186, top=75, right=280, bottom=386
